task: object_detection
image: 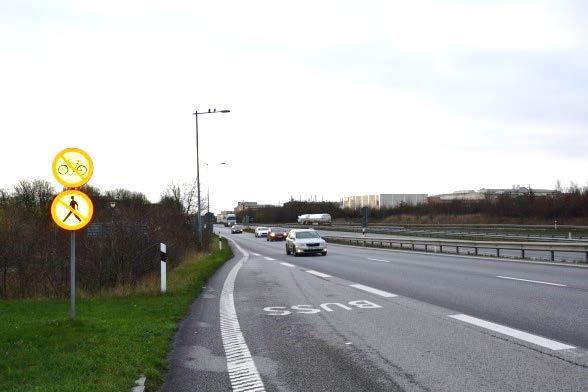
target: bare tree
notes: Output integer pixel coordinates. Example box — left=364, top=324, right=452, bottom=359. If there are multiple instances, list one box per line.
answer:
left=161, top=182, right=199, bottom=215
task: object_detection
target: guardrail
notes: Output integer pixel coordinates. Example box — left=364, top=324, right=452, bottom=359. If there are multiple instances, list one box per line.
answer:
left=322, top=235, right=588, bottom=263
left=263, top=223, right=587, bottom=242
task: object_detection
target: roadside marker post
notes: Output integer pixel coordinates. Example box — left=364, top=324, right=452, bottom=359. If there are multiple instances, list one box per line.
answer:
left=50, top=147, right=94, bottom=320
left=160, top=243, right=167, bottom=293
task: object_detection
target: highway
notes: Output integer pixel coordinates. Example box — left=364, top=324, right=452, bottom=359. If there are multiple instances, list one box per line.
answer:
left=161, top=227, right=588, bottom=391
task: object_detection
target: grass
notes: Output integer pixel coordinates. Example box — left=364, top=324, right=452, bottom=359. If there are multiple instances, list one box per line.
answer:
left=0, top=238, right=233, bottom=392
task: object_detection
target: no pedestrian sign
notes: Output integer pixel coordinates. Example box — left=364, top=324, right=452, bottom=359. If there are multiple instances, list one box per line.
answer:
left=52, top=147, right=94, bottom=188
left=51, top=190, right=94, bottom=231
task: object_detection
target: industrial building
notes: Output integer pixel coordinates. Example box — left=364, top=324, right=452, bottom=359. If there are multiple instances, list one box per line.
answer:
left=235, top=201, right=258, bottom=212
left=429, top=185, right=556, bottom=203
left=235, top=201, right=277, bottom=212
left=428, top=186, right=556, bottom=203
left=342, top=194, right=428, bottom=210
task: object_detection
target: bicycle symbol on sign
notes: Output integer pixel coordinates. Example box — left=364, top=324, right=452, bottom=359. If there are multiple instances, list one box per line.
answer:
left=57, top=160, right=88, bottom=176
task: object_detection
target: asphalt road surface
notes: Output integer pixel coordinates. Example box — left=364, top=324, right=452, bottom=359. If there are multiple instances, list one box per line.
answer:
left=161, top=227, right=588, bottom=391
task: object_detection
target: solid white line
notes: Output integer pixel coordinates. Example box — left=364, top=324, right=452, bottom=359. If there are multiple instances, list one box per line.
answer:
left=306, top=270, right=332, bottom=278
left=221, top=240, right=266, bottom=391
left=349, top=284, right=397, bottom=298
left=449, top=314, right=575, bottom=351
left=280, top=262, right=295, bottom=268
left=496, top=276, right=566, bottom=287
left=263, top=257, right=275, bottom=261
left=368, top=258, right=391, bottom=263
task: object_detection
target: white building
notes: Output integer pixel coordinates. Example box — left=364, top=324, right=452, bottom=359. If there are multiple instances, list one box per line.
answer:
left=342, top=194, right=428, bottom=209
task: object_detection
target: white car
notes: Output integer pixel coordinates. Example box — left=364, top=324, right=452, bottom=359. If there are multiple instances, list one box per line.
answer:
left=285, top=229, right=327, bottom=256
left=255, top=227, right=269, bottom=238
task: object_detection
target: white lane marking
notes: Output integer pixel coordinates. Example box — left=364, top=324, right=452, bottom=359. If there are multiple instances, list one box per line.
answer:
left=263, top=257, right=275, bottom=261
left=496, top=276, right=567, bottom=287
left=449, top=314, right=575, bottom=351
left=280, top=262, right=295, bottom=268
left=252, top=253, right=260, bottom=256
left=221, top=240, right=266, bottom=392
left=349, top=284, right=397, bottom=298
left=306, top=270, right=332, bottom=278
left=368, top=258, right=391, bottom=263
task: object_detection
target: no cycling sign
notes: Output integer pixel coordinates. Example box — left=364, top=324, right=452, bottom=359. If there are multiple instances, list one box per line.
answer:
left=50, top=147, right=94, bottom=231
left=50, top=147, right=95, bottom=320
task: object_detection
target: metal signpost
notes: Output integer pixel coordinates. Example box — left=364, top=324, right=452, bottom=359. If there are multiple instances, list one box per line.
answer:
left=50, top=147, right=94, bottom=320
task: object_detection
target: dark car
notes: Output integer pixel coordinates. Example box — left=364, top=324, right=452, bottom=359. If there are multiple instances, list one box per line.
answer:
left=231, top=225, right=243, bottom=234
left=267, top=227, right=288, bottom=241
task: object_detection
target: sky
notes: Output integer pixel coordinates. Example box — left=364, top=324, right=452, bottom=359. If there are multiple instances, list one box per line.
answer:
left=1, top=0, right=587, bottom=213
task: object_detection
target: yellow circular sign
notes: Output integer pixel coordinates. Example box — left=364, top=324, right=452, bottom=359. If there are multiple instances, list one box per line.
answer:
left=52, top=147, right=94, bottom=188
left=51, top=190, right=94, bottom=231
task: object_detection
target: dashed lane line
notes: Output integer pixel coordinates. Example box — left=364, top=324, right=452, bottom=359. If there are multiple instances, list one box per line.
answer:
left=305, top=270, right=332, bottom=278
left=280, top=262, right=295, bottom=268
left=264, top=257, right=275, bottom=261
left=449, top=314, right=575, bottom=351
left=349, top=284, right=398, bottom=298
left=251, top=253, right=260, bottom=256
left=496, top=276, right=567, bottom=287
left=368, top=258, right=391, bottom=263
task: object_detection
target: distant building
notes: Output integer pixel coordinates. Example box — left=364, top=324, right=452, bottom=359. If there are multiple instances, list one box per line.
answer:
left=342, top=194, right=428, bottom=210
left=235, top=201, right=257, bottom=212
left=235, top=201, right=277, bottom=212
left=428, top=190, right=485, bottom=203
left=429, top=186, right=556, bottom=203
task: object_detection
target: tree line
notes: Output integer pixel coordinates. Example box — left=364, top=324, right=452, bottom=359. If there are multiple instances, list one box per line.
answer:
left=0, top=180, right=203, bottom=299
left=237, top=188, right=588, bottom=225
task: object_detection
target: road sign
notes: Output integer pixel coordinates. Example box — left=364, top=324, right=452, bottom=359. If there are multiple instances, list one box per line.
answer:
left=50, top=190, right=94, bottom=231
left=52, top=147, right=94, bottom=188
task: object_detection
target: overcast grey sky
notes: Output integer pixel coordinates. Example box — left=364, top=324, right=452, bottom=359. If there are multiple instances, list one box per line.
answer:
left=1, top=0, right=586, bottom=213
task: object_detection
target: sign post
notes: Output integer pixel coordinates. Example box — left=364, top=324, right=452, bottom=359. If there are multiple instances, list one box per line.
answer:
left=51, top=147, right=94, bottom=320
left=70, top=231, right=75, bottom=319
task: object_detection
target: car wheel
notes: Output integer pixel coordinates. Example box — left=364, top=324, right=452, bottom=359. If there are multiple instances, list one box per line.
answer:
left=321, top=251, right=327, bottom=256
left=286, top=245, right=291, bottom=255
left=293, top=246, right=299, bottom=257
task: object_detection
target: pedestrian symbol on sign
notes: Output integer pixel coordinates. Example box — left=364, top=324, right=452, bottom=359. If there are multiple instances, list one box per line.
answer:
left=51, top=190, right=94, bottom=231
left=63, top=196, right=82, bottom=222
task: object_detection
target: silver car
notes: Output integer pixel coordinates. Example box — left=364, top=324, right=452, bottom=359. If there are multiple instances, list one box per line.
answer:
left=285, top=229, right=327, bottom=256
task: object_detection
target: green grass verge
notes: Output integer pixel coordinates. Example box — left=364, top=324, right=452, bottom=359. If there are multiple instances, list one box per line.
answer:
left=0, top=238, right=233, bottom=392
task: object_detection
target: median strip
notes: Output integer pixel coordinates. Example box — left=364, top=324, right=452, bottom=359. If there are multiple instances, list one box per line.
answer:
left=349, top=284, right=397, bottom=298
left=449, top=314, right=575, bottom=351
left=496, top=276, right=566, bottom=287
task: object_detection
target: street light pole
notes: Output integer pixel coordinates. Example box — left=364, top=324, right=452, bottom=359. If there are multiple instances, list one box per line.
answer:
left=192, top=109, right=230, bottom=248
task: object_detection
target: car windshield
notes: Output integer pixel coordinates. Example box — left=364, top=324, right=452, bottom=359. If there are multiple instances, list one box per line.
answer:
left=296, top=231, right=320, bottom=239
left=258, top=227, right=268, bottom=231
left=271, top=228, right=285, bottom=232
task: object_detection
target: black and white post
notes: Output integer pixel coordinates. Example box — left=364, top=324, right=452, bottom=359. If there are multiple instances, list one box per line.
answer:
left=160, top=243, right=167, bottom=293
